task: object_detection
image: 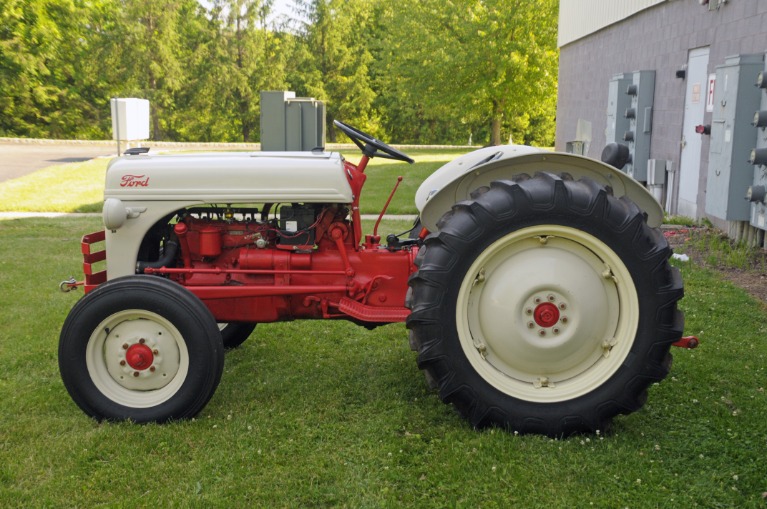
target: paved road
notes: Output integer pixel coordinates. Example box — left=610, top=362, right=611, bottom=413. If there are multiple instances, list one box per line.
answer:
left=0, top=141, right=117, bottom=182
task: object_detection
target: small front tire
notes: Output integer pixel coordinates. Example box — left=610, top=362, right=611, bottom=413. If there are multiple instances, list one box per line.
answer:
left=59, top=276, right=224, bottom=422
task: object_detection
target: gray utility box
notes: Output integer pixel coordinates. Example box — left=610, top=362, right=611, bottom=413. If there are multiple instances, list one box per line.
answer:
left=605, top=73, right=633, bottom=159
left=260, top=91, right=326, bottom=151
left=748, top=55, right=767, bottom=230
left=705, top=54, right=764, bottom=221
left=624, top=71, right=655, bottom=182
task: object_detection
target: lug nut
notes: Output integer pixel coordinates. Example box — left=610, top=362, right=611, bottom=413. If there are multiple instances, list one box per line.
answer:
left=133, top=371, right=140, bottom=377
left=547, top=294, right=556, bottom=302
left=561, top=317, right=568, bottom=324
left=553, top=328, right=560, bottom=335
left=150, top=366, right=156, bottom=372
left=153, top=349, right=159, bottom=355
left=139, top=338, right=146, bottom=344
left=120, top=360, right=126, bottom=366
left=122, top=343, right=129, bottom=350
left=525, top=308, right=533, bottom=315
left=538, top=330, right=547, bottom=337
left=527, top=322, right=535, bottom=329
left=559, top=303, right=567, bottom=310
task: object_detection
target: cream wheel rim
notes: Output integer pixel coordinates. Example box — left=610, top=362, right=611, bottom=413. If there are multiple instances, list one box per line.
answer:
left=456, top=225, right=639, bottom=403
left=85, top=310, right=189, bottom=408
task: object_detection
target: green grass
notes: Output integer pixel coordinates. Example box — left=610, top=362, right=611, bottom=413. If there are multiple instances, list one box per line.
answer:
left=0, top=148, right=471, bottom=215
left=1, top=216, right=766, bottom=507
left=685, top=228, right=762, bottom=271
left=0, top=158, right=109, bottom=213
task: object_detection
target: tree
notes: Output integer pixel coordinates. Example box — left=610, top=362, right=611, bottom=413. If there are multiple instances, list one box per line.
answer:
left=291, top=0, right=380, bottom=141
left=378, top=0, right=558, bottom=146
left=189, top=0, right=289, bottom=142
left=0, top=0, right=72, bottom=137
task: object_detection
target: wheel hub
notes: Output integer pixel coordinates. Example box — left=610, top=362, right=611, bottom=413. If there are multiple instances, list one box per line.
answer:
left=125, top=343, right=154, bottom=370
left=533, top=302, right=560, bottom=328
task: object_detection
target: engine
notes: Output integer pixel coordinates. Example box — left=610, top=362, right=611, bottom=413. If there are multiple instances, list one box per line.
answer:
left=136, top=204, right=416, bottom=325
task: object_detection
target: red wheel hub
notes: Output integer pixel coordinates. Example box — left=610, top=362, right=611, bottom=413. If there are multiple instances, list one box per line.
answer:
left=533, top=302, right=560, bottom=328
left=125, top=343, right=154, bottom=370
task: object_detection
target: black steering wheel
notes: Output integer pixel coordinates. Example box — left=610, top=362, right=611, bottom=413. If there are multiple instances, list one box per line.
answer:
left=333, top=120, right=414, bottom=164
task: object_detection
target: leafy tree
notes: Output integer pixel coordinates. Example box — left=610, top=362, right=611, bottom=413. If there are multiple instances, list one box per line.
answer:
left=378, top=0, right=558, bottom=146
left=104, top=0, right=189, bottom=140
left=291, top=0, right=380, bottom=141
left=0, top=0, right=71, bottom=137
left=192, top=0, right=288, bottom=142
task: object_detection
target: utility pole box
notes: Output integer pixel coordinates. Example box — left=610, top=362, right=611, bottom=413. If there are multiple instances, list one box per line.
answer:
left=260, top=91, right=326, bottom=151
left=111, top=98, right=150, bottom=142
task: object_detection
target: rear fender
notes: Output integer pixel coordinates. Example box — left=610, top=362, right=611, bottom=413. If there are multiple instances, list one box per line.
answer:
left=415, top=145, right=662, bottom=231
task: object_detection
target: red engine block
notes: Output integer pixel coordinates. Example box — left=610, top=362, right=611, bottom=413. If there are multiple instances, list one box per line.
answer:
left=146, top=212, right=417, bottom=325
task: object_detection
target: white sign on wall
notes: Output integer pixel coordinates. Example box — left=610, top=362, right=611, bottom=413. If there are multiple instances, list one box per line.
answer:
left=706, top=73, right=716, bottom=113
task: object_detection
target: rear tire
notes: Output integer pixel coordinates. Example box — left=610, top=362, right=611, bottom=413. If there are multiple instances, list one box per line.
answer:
left=406, top=172, right=684, bottom=436
left=59, top=276, right=224, bottom=422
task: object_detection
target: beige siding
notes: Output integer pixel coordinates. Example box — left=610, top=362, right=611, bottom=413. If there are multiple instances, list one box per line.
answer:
left=558, top=0, right=668, bottom=47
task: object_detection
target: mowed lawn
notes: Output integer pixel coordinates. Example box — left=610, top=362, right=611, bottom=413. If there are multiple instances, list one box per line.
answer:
left=0, top=151, right=765, bottom=507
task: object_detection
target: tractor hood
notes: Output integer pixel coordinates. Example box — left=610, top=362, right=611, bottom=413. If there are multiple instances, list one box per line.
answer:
left=104, top=151, right=353, bottom=203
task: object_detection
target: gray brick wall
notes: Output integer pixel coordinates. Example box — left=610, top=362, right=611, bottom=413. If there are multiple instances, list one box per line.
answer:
left=556, top=0, right=767, bottom=219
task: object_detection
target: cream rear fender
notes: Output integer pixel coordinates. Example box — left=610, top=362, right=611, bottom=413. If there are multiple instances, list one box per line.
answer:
left=415, top=145, right=663, bottom=232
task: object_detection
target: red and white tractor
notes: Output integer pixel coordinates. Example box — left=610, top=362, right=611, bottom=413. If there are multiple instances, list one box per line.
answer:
left=59, top=120, right=688, bottom=436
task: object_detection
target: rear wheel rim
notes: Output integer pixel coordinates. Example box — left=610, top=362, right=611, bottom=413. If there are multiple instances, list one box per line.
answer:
left=85, top=309, right=189, bottom=408
left=456, top=224, right=639, bottom=403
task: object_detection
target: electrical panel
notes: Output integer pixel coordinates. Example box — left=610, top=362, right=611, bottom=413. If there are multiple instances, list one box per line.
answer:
left=747, top=55, right=767, bottom=230
left=605, top=73, right=633, bottom=152
left=705, top=54, right=763, bottom=221
left=260, top=91, right=326, bottom=151
left=605, top=71, right=655, bottom=181
left=623, top=71, right=655, bottom=182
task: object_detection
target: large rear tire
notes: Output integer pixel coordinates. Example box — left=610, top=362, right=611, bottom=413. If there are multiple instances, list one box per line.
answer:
left=59, top=276, right=224, bottom=422
left=407, top=173, right=684, bottom=436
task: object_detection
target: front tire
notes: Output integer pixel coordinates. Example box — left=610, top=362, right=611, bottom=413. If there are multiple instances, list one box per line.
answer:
left=59, top=276, right=224, bottom=422
left=407, top=173, right=684, bottom=436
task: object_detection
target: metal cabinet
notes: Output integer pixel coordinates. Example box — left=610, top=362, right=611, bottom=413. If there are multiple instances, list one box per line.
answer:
left=261, top=91, right=326, bottom=151
left=748, top=57, right=767, bottom=230
left=705, top=54, right=763, bottom=221
left=605, top=71, right=655, bottom=181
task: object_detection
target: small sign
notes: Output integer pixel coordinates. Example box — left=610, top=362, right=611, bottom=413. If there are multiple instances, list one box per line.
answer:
left=706, top=74, right=716, bottom=112
left=692, top=83, right=701, bottom=104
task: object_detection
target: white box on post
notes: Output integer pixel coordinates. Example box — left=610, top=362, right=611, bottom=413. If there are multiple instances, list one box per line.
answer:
left=110, top=98, right=150, bottom=154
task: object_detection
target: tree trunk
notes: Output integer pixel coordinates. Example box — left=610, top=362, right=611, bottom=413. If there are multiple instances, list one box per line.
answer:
left=490, top=99, right=503, bottom=145
left=491, top=116, right=502, bottom=146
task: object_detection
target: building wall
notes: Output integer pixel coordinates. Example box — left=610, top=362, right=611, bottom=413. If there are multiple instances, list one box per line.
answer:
left=558, top=0, right=667, bottom=47
left=555, top=0, right=767, bottom=221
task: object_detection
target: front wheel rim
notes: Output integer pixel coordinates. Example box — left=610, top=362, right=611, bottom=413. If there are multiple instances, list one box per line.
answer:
left=456, top=225, right=639, bottom=403
left=85, top=310, right=189, bottom=408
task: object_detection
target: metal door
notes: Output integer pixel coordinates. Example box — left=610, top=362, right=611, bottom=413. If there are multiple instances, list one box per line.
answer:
left=677, top=47, right=710, bottom=218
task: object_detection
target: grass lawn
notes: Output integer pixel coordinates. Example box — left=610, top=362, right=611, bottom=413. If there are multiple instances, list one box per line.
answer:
left=0, top=218, right=766, bottom=506
left=0, top=152, right=766, bottom=506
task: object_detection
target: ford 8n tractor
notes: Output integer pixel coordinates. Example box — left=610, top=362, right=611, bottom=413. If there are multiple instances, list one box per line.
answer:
left=59, top=120, right=687, bottom=436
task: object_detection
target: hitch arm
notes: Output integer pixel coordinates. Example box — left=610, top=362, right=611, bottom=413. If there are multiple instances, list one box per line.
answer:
left=672, top=336, right=699, bottom=349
